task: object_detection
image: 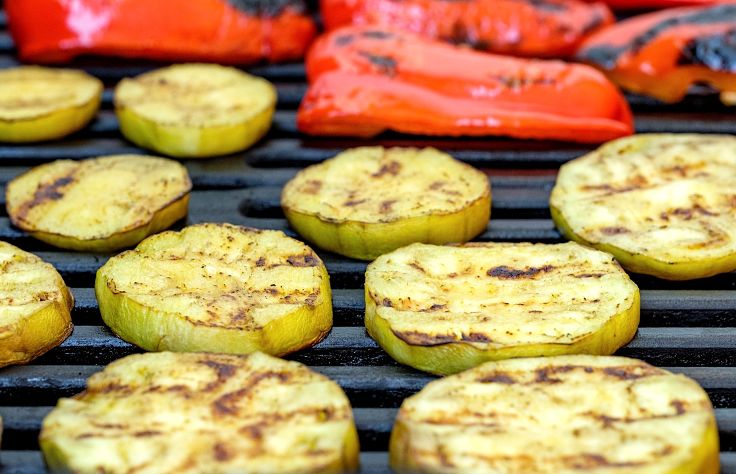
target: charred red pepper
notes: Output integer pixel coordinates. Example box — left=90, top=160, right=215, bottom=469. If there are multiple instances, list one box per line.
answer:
left=320, top=0, right=614, bottom=58
left=6, top=0, right=316, bottom=64
left=577, top=5, right=736, bottom=104
left=298, top=27, right=634, bottom=143
left=584, top=0, right=736, bottom=9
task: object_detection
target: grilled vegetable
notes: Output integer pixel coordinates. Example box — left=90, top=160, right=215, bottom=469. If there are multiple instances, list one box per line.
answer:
left=40, top=351, right=359, bottom=474
left=365, top=242, right=639, bottom=375
left=115, top=64, right=276, bottom=158
left=299, top=27, right=633, bottom=143
left=0, top=66, right=102, bottom=143
left=0, top=241, right=73, bottom=368
left=96, top=223, right=332, bottom=356
left=551, top=134, right=736, bottom=280
left=577, top=5, right=736, bottom=104
left=6, top=0, right=316, bottom=65
left=6, top=155, right=191, bottom=253
left=282, top=147, right=490, bottom=261
left=588, top=0, right=736, bottom=8
left=390, top=355, right=719, bottom=473
left=321, top=0, right=613, bottom=58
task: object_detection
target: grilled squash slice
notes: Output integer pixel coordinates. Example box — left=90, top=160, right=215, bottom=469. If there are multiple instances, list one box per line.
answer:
left=282, top=147, right=491, bottom=260
left=0, top=66, right=102, bottom=143
left=115, top=64, right=276, bottom=158
left=390, top=355, right=719, bottom=474
left=40, top=351, right=360, bottom=474
left=0, top=241, right=73, bottom=367
left=551, top=134, right=736, bottom=280
left=6, top=155, right=191, bottom=253
left=96, top=223, right=332, bottom=355
left=365, top=242, right=639, bottom=375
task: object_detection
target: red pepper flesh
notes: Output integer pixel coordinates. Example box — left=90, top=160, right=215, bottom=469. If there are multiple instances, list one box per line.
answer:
left=584, top=0, right=736, bottom=9
left=298, top=27, right=634, bottom=143
left=6, top=0, right=316, bottom=64
left=577, top=5, right=736, bottom=104
left=320, top=0, right=614, bottom=58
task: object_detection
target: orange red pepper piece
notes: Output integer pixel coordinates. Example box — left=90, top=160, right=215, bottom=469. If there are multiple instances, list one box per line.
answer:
left=583, top=0, right=736, bottom=9
left=577, top=4, right=736, bottom=104
left=6, top=0, right=316, bottom=64
left=298, top=27, right=634, bottom=143
left=320, top=0, right=614, bottom=58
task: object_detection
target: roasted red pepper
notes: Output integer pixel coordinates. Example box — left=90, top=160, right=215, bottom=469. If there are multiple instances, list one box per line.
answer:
left=584, top=0, right=736, bottom=9
left=577, top=5, right=736, bottom=104
left=320, top=0, right=614, bottom=58
left=6, top=0, right=316, bottom=64
left=298, top=27, right=634, bottom=143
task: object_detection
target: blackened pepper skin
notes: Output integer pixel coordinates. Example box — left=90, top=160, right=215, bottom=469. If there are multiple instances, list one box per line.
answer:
left=578, top=5, right=736, bottom=104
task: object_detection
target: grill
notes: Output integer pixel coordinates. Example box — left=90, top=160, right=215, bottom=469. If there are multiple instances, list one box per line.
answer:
left=1, top=2, right=736, bottom=472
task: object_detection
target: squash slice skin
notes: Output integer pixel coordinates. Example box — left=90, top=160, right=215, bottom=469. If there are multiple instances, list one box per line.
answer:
left=550, top=134, right=736, bottom=280
left=389, top=355, right=719, bottom=474
left=40, top=352, right=359, bottom=473
left=0, top=241, right=74, bottom=368
left=115, top=64, right=277, bottom=158
left=95, top=223, right=333, bottom=356
left=0, top=66, right=102, bottom=143
left=6, top=155, right=192, bottom=253
left=365, top=242, right=639, bottom=375
left=282, top=147, right=491, bottom=260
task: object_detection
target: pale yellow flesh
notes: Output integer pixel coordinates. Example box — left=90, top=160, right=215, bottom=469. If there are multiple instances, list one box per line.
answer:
left=115, top=63, right=276, bottom=158
left=96, top=223, right=332, bottom=356
left=282, top=147, right=491, bottom=260
left=390, top=355, right=719, bottom=474
left=40, top=351, right=359, bottom=474
left=6, top=155, right=191, bottom=252
left=365, top=242, right=639, bottom=375
left=0, top=241, right=73, bottom=367
left=551, top=133, right=736, bottom=280
left=0, top=66, right=102, bottom=143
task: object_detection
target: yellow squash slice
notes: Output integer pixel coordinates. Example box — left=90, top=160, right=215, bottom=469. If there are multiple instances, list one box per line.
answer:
left=551, top=134, right=736, bottom=280
left=115, top=64, right=276, bottom=158
left=0, top=66, right=102, bottom=143
left=0, top=241, right=73, bottom=367
left=390, top=355, right=719, bottom=474
left=6, top=155, right=191, bottom=253
left=282, top=147, right=491, bottom=260
left=40, top=351, right=359, bottom=474
left=96, top=223, right=332, bottom=355
left=365, top=242, right=639, bottom=375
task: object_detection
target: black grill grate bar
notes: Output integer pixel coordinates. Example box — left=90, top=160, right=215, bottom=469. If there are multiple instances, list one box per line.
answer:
left=67, top=287, right=736, bottom=328
left=2, top=365, right=736, bottom=408
left=1, top=406, right=735, bottom=452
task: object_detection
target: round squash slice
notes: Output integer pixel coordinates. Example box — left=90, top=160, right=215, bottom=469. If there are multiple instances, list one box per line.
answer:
left=282, top=147, right=491, bottom=260
left=40, top=351, right=359, bottom=474
left=0, top=241, right=73, bottom=367
left=115, top=64, right=277, bottom=158
left=96, top=223, right=332, bottom=355
left=551, top=134, right=736, bottom=280
left=390, top=355, right=719, bottom=474
left=6, top=155, right=191, bottom=253
left=365, top=242, right=639, bottom=375
left=0, top=66, right=102, bottom=143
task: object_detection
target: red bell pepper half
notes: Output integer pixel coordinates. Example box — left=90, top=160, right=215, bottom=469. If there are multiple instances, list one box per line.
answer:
left=577, top=5, right=736, bottom=104
left=297, top=27, right=634, bottom=143
left=6, top=0, right=316, bottom=64
left=320, top=0, right=614, bottom=58
left=583, top=0, right=736, bottom=9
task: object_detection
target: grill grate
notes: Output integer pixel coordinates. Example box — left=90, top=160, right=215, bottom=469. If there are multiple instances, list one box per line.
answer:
left=1, top=4, right=736, bottom=472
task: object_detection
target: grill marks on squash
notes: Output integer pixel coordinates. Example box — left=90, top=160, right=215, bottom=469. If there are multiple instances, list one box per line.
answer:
left=12, top=173, right=76, bottom=225
left=43, top=352, right=357, bottom=471
left=393, top=356, right=716, bottom=473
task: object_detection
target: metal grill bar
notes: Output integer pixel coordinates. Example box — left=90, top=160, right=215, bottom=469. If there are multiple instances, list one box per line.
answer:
left=1, top=3, right=736, bottom=471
